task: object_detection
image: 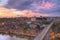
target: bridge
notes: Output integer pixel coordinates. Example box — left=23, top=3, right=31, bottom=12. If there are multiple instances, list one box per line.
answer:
left=34, top=21, right=54, bottom=40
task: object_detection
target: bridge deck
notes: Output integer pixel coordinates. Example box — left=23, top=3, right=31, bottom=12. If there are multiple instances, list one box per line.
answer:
left=34, top=21, right=54, bottom=40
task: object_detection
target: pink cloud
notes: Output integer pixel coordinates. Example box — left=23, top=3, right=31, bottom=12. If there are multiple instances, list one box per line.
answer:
left=12, top=10, right=49, bottom=17
left=42, top=2, right=53, bottom=9
left=0, top=7, right=49, bottom=18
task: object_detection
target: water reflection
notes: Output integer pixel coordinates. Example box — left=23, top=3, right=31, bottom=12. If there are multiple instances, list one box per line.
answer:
left=0, top=34, right=28, bottom=40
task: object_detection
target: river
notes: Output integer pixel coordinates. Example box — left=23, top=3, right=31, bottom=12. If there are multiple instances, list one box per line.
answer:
left=0, top=34, right=28, bottom=40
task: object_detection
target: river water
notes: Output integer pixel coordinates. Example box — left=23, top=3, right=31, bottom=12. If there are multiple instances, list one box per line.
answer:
left=0, top=34, right=28, bottom=40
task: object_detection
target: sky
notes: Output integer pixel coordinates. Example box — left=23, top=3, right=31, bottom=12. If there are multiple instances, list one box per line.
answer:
left=0, top=0, right=60, bottom=17
left=0, top=0, right=8, bottom=5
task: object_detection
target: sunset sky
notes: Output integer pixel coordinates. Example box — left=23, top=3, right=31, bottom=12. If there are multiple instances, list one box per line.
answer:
left=0, top=0, right=60, bottom=17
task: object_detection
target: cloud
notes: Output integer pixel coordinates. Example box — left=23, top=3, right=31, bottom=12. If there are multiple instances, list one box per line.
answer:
left=1, top=0, right=60, bottom=17
left=13, top=10, right=49, bottom=17
left=6, top=0, right=60, bottom=14
left=6, top=0, right=32, bottom=10
left=0, top=7, right=17, bottom=18
left=0, top=7, right=49, bottom=18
